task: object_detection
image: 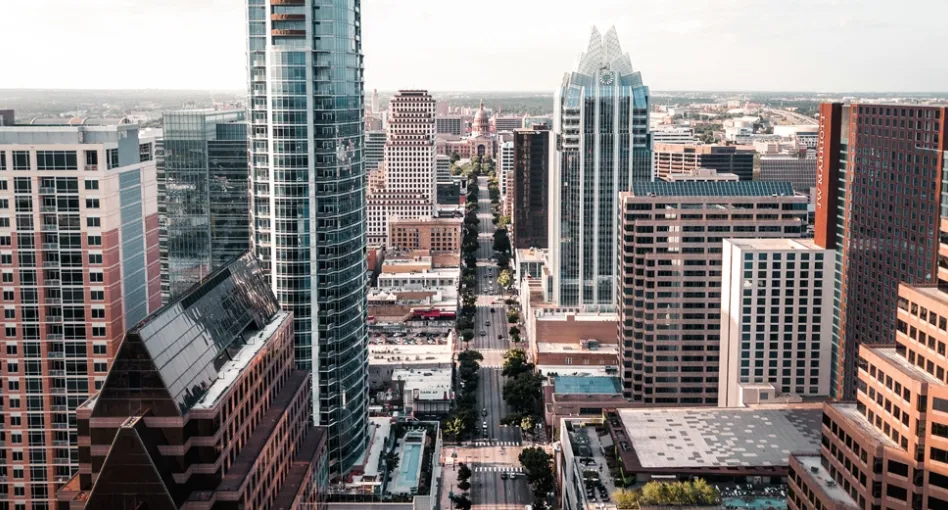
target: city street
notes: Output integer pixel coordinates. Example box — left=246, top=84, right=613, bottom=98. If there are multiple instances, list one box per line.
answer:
left=440, top=173, right=531, bottom=509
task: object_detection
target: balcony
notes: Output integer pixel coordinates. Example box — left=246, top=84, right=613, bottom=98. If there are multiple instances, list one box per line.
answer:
left=50, top=387, right=66, bottom=394
left=41, top=224, right=58, bottom=232
left=42, top=261, right=60, bottom=268
left=46, top=333, right=63, bottom=340
left=49, top=369, right=65, bottom=376
left=53, top=439, right=70, bottom=447
left=271, top=13, right=305, bottom=21
left=42, top=243, right=59, bottom=250
left=271, top=29, right=306, bottom=37
left=46, top=315, right=63, bottom=322
left=39, top=187, right=56, bottom=195
left=85, top=165, right=98, bottom=171
left=52, top=422, right=70, bottom=430
left=46, top=297, right=62, bottom=305
left=51, top=405, right=67, bottom=412
left=44, top=278, right=61, bottom=286
left=48, top=351, right=65, bottom=358
left=40, top=206, right=57, bottom=213
left=53, top=456, right=71, bottom=464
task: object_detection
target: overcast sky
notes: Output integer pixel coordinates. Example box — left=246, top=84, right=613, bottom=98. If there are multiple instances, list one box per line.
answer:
left=2, top=0, right=946, bottom=92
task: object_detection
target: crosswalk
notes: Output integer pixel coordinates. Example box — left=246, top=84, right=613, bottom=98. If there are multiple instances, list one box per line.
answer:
left=474, top=466, right=523, bottom=473
left=472, top=440, right=521, bottom=447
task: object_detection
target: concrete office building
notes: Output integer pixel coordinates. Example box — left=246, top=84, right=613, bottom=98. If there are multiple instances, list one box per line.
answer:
left=159, top=109, right=249, bottom=302
left=0, top=120, right=162, bottom=506
left=435, top=154, right=452, bottom=181
left=719, top=238, right=834, bottom=407
left=759, top=155, right=817, bottom=193
left=662, top=168, right=739, bottom=182
left=435, top=115, right=464, bottom=136
left=814, top=103, right=947, bottom=398
left=367, top=91, right=438, bottom=247
left=512, top=125, right=551, bottom=250
left=551, top=26, right=651, bottom=307
left=653, top=143, right=755, bottom=181
left=247, top=0, right=369, bottom=474
left=497, top=140, right=514, bottom=215
left=651, top=126, right=697, bottom=144
left=365, top=129, right=386, bottom=173
left=55, top=253, right=328, bottom=509
left=789, top=283, right=948, bottom=510
left=493, top=115, right=523, bottom=132
left=617, top=181, right=807, bottom=404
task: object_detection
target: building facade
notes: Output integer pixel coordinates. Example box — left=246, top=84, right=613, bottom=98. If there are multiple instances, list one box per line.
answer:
left=55, top=253, right=329, bottom=510
left=364, top=129, right=386, bottom=173
left=719, top=238, right=834, bottom=407
left=814, top=103, right=947, bottom=398
left=435, top=115, right=463, bottom=136
left=512, top=125, right=551, bottom=250
left=493, top=116, right=523, bottom=133
left=388, top=217, right=462, bottom=255
left=653, top=143, right=755, bottom=181
left=651, top=126, right=697, bottom=144
left=159, top=109, right=249, bottom=302
left=759, top=155, right=817, bottom=193
left=550, top=26, right=651, bottom=307
left=617, top=181, right=807, bottom=404
left=0, top=121, right=162, bottom=507
left=247, top=0, right=369, bottom=475
left=789, top=283, right=948, bottom=510
left=497, top=141, right=514, bottom=215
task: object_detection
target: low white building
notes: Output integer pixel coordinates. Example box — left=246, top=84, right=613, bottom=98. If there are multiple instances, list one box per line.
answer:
left=392, top=367, right=454, bottom=415
left=719, top=238, right=834, bottom=407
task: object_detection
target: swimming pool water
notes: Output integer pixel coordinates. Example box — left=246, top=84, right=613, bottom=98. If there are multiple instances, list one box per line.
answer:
left=400, top=444, right=422, bottom=487
left=723, top=497, right=787, bottom=509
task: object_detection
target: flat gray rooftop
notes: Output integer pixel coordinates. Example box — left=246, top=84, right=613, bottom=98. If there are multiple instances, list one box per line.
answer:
left=617, top=406, right=822, bottom=468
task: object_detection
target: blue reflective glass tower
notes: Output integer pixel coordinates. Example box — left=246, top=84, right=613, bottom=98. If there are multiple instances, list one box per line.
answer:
left=246, top=0, right=368, bottom=476
left=551, top=26, right=652, bottom=307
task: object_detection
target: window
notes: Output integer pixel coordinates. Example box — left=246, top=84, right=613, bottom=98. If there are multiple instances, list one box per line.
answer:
left=91, top=326, right=106, bottom=337
left=87, top=235, right=101, bottom=246
left=3, top=309, right=13, bottom=320
left=92, top=344, right=107, bottom=355
left=93, top=361, right=108, bottom=373
left=139, top=143, right=153, bottom=162
left=88, top=253, right=102, bottom=265
left=5, top=326, right=15, bottom=337
left=0, top=151, right=5, bottom=171
left=106, top=148, right=119, bottom=169
left=36, top=151, right=78, bottom=171
left=89, top=272, right=104, bottom=283
left=91, top=308, right=105, bottom=319
left=86, top=217, right=100, bottom=228
left=12, top=151, right=30, bottom=170
left=85, top=198, right=99, bottom=209
left=84, top=180, right=99, bottom=190
left=90, top=290, right=104, bottom=301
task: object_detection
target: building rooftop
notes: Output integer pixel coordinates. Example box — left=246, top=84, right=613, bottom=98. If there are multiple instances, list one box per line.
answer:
left=906, top=284, right=948, bottom=307
left=725, top=238, right=825, bottom=251
left=369, top=343, right=452, bottom=365
left=870, top=347, right=945, bottom=385
left=516, top=248, right=547, bottom=262
left=554, top=376, right=622, bottom=395
left=539, top=366, right=616, bottom=377
left=534, top=309, right=618, bottom=321
left=615, top=406, right=822, bottom=469
left=631, top=181, right=796, bottom=198
left=793, top=454, right=859, bottom=507
left=393, top=368, right=453, bottom=401
left=829, top=403, right=897, bottom=449
left=537, top=341, right=619, bottom=354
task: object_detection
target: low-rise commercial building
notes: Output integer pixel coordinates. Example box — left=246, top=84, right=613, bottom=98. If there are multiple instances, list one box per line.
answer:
left=602, top=405, right=822, bottom=484
left=544, top=376, right=628, bottom=436
left=388, top=217, right=462, bottom=255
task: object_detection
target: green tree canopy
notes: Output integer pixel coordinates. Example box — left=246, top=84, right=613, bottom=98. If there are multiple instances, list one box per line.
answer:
left=519, top=447, right=555, bottom=499
left=503, top=371, right=542, bottom=415
left=502, top=349, right=534, bottom=378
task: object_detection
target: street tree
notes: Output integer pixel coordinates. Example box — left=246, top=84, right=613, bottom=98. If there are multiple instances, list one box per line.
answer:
left=444, top=415, right=464, bottom=438
left=520, top=415, right=534, bottom=435
left=519, top=447, right=555, bottom=499
left=457, top=462, right=472, bottom=483
left=503, top=372, right=542, bottom=415
left=509, top=325, right=520, bottom=337
left=450, top=493, right=472, bottom=510
left=497, top=269, right=513, bottom=290
left=507, top=308, right=520, bottom=324
left=612, top=488, right=642, bottom=509
left=502, top=349, right=533, bottom=378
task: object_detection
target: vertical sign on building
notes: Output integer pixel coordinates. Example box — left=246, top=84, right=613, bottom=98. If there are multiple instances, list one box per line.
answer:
left=814, top=102, right=843, bottom=249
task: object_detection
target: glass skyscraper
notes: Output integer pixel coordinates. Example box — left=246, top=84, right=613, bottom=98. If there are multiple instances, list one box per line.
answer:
left=159, top=109, right=250, bottom=301
left=247, top=0, right=368, bottom=475
left=550, top=26, right=651, bottom=307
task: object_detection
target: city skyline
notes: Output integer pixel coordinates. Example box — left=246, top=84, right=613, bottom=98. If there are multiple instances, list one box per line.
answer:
left=3, top=0, right=948, bottom=92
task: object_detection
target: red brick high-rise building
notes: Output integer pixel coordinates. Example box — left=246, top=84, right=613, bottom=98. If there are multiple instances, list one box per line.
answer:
left=0, top=121, right=162, bottom=507
left=814, top=103, right=947, bottom=398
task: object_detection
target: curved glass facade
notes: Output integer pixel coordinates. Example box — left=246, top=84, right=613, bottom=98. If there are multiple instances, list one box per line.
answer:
left=248, top=0, right=368, bottom=476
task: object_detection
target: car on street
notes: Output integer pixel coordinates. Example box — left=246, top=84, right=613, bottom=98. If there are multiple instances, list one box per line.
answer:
left=501, top=472, right=509, bottom=480
left=485, top=321, right=491, bottom=326
left=480, top=330, right=486, bottom=336
left=482, top=407, right=488, bottom=416
left=489, top=308, right=494, bottom=313
left=497, top=334, right=503, bottom=340
left=482, top=421, right=488, bottom=430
